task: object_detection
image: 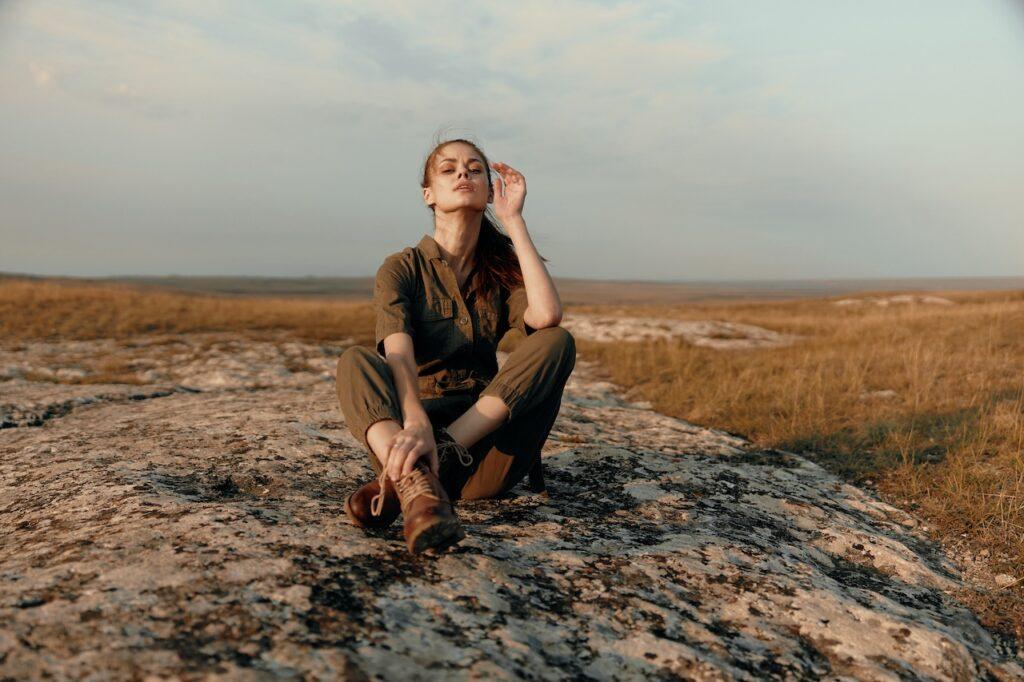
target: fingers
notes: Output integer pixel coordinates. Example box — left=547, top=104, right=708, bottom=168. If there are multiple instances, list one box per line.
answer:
left=385, top=439, right=404, bottom=482
left=492, top=162, right=523, bottom=183
left=386, top=434, right=412, bottom=482
left=401, top=445, right=430, bottom=478
left=385, top=432, right=436, bottom=481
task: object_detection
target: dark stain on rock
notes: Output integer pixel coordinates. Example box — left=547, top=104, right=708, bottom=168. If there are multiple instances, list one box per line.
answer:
left=731, top=449, right=803, bottom=468
left=145, top=467, right=277, bottom=503
left=822, top=555, right=949, bottom=618
left=297, top=549, right=430, bottom=646
left=15, top=596, right=46, bottom=609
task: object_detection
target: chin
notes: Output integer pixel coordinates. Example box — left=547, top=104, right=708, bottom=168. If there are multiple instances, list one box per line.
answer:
left=444, top=196, right=487, bottom=211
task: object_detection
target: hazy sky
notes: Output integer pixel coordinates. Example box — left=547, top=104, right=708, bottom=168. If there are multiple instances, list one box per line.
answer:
left=2, top=1, right=1022, bottom=280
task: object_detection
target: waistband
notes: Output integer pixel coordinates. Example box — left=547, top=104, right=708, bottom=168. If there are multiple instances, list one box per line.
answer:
left=417, top=368, right=492, bottom=398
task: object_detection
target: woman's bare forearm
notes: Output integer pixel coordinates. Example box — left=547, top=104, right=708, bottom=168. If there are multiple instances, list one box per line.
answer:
left=382, top=333, right=430, bottom=428
left=504, top=216, right=562, bottom=327
left=490, top=162, right=562, bottom=328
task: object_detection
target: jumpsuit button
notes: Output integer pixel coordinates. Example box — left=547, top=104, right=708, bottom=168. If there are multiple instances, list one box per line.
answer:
left=459, top=317, right=468, bottom=324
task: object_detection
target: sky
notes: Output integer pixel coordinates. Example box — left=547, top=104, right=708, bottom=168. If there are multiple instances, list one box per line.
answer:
left=1, top=0, right=1022, bottom=281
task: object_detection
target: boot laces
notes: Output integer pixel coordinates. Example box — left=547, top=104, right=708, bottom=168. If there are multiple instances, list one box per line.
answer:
left=437, top=428, right=473, bottom=467
left=395, top=467, right=441, bottom=505
left=369, top=467, right=390, bottom=517
left=370, top=465, right=441, bottom=517
left=370, top=428, right=468, bottom=517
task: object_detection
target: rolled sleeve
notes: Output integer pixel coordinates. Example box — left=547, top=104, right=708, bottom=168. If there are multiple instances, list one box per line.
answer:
left=506, top=285, right=537, bottom=337
left=374, top=256, right=417, bottom=357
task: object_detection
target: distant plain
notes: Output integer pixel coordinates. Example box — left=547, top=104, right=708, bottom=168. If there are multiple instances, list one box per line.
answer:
left=4, top=271, right=1021, bottom=304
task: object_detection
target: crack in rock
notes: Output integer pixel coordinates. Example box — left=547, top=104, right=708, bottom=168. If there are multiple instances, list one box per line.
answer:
left=1, top=385, right=182, bottom=428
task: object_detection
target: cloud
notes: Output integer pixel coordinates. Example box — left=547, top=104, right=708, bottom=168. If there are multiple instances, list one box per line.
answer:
left=1, top=0, right=1021, bottom=278
left=11, top=1, right=729, bottom=138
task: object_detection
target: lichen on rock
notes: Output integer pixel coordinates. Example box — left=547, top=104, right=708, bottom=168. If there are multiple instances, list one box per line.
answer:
left=0, top=337, right=1020, bottom=680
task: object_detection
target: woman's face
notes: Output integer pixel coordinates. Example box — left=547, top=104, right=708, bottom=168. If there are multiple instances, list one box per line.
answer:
left=423, top=142, right=492, bottom=214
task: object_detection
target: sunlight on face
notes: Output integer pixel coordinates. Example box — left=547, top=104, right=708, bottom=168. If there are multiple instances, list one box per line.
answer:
left=426, top=142, right=492, bottom=213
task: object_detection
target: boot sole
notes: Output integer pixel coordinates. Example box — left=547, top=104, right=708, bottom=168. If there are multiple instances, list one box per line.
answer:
left=407, top=516, right=466, bottom=555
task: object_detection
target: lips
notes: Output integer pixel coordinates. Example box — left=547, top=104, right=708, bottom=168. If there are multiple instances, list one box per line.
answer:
left=455, top=183, right=474, bottom=191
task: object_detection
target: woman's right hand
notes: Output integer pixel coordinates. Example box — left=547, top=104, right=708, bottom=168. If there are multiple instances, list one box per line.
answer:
left=384, top=420, right=439, bottom=482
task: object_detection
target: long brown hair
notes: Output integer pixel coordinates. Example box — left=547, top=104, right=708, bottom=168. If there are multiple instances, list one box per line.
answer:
left=421, top=137, right=546, bottom=306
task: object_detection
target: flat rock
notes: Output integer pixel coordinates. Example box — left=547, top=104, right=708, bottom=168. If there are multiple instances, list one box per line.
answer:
left=560, top=314, right=798, bottom=349
left=832, top=295, right=955, bottom=307
left=0, top=336, right=1020, bottom=680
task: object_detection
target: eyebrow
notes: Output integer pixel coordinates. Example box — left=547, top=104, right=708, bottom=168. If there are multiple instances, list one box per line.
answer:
left=437, top=157, right=483, bottom=165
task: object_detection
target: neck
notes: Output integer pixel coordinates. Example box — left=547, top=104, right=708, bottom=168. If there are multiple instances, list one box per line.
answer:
left=432, top=208, right=483, bottom=273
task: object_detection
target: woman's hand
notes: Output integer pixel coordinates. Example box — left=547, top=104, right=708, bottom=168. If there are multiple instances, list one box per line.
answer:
left=384, top=420, right=439, bottom=482
left=491, top=162, right=526, bottom=223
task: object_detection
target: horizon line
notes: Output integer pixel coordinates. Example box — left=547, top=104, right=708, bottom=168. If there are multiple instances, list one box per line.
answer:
left=3, top=271, right=1024, bottom=286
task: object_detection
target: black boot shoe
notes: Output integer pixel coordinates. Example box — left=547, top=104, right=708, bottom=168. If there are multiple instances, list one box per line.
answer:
left=433, top=425, right=474, bottom=492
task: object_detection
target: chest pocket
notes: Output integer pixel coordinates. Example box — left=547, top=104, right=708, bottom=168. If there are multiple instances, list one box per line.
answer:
left=417, top=296, right=455, bottom=353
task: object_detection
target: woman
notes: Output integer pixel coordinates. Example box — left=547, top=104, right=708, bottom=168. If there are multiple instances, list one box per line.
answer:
left=335, top=138, right=577, bottom=555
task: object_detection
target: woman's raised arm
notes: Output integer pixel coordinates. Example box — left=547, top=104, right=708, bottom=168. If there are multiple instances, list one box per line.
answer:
left=491, top=162, right=563, bottom=328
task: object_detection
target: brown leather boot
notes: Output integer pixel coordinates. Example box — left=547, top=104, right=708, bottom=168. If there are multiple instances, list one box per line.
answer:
left=344, top=474, right=400, bottom=530
left=395, top=462, right=465, bottom=554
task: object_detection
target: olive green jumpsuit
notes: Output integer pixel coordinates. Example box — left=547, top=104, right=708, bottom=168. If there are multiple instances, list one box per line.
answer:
left=335, top=233, right=576, bottom=500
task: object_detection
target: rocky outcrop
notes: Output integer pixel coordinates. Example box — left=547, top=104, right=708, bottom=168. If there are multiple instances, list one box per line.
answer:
left=559, top=314, right=798, bottom=349
left=0, top=336, right=1019, bottom=680
left=832, top=295, right=954, bottom=307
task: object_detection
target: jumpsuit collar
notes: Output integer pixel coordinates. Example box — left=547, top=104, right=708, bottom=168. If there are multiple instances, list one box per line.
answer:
left=417, top=233, right=478, bottom=299
left=417, top=233, right=476, bottom=271
left=416, top=233, right=443, bottom=261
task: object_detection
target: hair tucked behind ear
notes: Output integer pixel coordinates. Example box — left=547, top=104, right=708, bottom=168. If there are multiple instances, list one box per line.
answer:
left=421, top=136, right=548, bottom=307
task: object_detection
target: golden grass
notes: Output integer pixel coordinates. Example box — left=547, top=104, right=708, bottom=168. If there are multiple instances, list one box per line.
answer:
left=4, top=277, right=1024, bottom=633
left=576, top=291, right=1024, bottom=635
left=0, top=278, right=374, bottom=343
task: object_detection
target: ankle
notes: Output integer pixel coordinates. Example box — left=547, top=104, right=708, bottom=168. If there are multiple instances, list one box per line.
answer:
left=435, top=426, right=474, bottom=470
left=441, top=425, right=468, bottom=449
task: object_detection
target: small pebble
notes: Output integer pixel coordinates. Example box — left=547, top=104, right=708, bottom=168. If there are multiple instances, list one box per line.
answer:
left=994, top=574, right=1017, bottom=588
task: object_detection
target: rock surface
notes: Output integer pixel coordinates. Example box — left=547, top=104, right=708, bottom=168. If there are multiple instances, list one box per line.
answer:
left=1, top=335, right=1021, bottom=680
left=560, top=314, right=798, bottom=349
left=832, top=295, right=954, bottom=307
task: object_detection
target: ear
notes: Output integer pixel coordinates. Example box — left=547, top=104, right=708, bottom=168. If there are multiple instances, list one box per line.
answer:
left=423, top=187, right=434, bottom=208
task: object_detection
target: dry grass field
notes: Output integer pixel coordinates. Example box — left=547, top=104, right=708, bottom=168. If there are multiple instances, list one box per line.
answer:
left=3, top=277, right=1023, bottom=635
left=0, top=278, right=375, bottom=344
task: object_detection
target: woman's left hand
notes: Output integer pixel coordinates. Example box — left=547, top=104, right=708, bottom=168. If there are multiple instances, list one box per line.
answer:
left=491, top=162, right=526, bottom=222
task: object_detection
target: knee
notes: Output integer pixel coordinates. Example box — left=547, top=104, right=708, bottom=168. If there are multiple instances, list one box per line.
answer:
left=536, top=326, right=576, bottom=370
left=336, top=345, right=378, bottom=384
